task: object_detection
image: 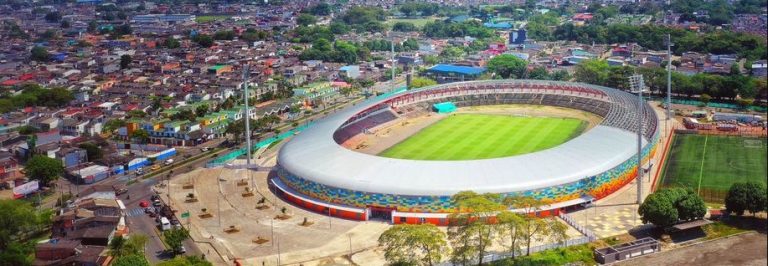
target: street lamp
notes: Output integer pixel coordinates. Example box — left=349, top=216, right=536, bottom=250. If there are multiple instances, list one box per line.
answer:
left=629, top=74, right=650, bottom=205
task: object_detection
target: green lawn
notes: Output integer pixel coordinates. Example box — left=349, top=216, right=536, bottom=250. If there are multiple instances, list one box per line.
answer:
left=379, top=114, right=586, bottom=160
left=195, top=15, right=229, bottom=23
left=660, top=134, right=767, bottom=202
left=385, top=17, right=443, bottom=27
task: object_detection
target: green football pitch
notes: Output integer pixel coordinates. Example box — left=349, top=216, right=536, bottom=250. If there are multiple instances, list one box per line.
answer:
left=660, top=134, right=767, bottom=201
left=379, top=114, right=586, bottom=160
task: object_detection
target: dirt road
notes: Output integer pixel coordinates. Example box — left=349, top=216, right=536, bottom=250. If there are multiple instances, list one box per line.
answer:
left=619, top=232, right=767, bottom=266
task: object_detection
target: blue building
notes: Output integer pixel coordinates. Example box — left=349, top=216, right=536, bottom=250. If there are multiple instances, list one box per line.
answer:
left=510, top=29, right=527, bottom=45
left=424, top=64, right=487, bottom=84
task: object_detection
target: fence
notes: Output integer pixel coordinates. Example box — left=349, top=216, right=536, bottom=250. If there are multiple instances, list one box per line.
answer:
left=559, top=213, right=598, bottom=241
left=206, top=122, right=314, bottom=167
left=663, top=98, right=768, bottom=112
left=437, top=213, right=597, bottom=265
left=437, top=236, right=593, bottom=266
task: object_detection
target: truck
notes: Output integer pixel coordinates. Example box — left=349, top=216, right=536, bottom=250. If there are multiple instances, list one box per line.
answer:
left=160, top=217, right=171, bottom=231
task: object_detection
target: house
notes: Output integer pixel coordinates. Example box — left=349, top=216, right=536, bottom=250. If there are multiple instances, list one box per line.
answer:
left=751, top=60, right=767, bottom=77
left=208, top=65, right=233, bottom=75
left=424, top=64, right=487, bottom=84
left=339, top=65, right=360, bottom=79
left=0, top=151, right=22, bottom=187
left=56, top=147, right=87, bottom=168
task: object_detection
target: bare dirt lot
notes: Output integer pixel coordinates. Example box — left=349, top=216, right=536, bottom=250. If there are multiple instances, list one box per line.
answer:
left=618, top=232, right=768, bottom=266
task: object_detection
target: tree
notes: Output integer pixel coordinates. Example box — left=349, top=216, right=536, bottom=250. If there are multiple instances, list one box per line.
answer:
left=574, top=59, right=610, bottom=86
left=487, top=54, right=528, bottom=79
left=676, top=192, right=707, bottom=221
left=448, top=191, right=503, bottom=266
left=297, top=14, right=316, bottom=26
left=103, top=119, right=126, bottom=133
left=496, top=211, right=525, bottom=258
left=30, top=46, right=49, bottom=62
left=410, top=77, right=437, bottom=89
left=120, top=55, right=132, bottom=69
left=131, top=129, right=150, bottom=144
left=0, top=200, right=48, bottom=250
left=725, top=182, right=768, bottom=216
left=195, top=104, right=209, bottom=117
left=439, top=46, right=465, bottom=62
left=79, top=143, right=103, bottom=162
left=528, top=67, right=550, bottom=80
left=392, top=22, right=418, bottom=32
left=193, top=34, right=214, bottom=48
left=306, top=2, right=332, bottom=16
left=109, top=236, right=127, bottom=257
left=163, top=228, right=190, bottom=255
left=164, top=37, right=181, bottom=49
left=44, top=11, right=61, bottom=23
left=639, top=188, right=706, bottom=227
left=112, top=254, right=150, bottom=266
left=60, top=20, right=70, bottom=28
left=23, top=155, right=64, bottom=187
left=157, top=256, right=213, bottom=266
left=424, top=55, right=439, bottom=65
left=212, top=30, right=235, bottom=41
left=700, top=93, right=712, bottom=104
left=378, top=224, right=448, bottom=266
left=124, top=234, right=148, bottom=256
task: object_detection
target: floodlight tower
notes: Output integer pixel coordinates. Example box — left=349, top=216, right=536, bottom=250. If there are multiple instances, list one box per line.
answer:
left=629, top=74, right=648, bottom=204
left=665, top=34, right=674, bottom=134
left=242, top=65, right=252, bottom=166
left=391, top=38, right=396, bottom=92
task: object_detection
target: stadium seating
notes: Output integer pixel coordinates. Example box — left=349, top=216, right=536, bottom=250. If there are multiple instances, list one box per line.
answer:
left=334, top=80, right=659, bottom=146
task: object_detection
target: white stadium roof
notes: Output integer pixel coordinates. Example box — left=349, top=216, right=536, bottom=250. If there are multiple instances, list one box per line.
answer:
left=278, top=80, right=655, bottom=196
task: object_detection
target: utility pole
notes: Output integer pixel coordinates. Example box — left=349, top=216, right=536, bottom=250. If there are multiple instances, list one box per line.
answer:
left=666, top=34, right=673, bottom=134
left=629, top=75, right=647, bottom=204
left=243, top=65, right=252, bottom=166
left=391, top=38, right=396, bottom=92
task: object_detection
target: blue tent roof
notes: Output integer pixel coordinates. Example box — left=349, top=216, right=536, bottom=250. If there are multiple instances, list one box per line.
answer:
left=428, top=64, right=487, bottom=75
left=483, top=22, right=513, bottom=29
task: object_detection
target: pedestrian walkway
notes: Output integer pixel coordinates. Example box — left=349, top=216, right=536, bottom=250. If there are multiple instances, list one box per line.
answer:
left=126, top=207, right=145, bottom=217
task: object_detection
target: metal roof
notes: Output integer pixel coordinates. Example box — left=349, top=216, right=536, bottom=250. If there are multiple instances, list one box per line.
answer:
left=278, top=80, right=656, bottom=196
left=427, top=64, right=487, bottom=75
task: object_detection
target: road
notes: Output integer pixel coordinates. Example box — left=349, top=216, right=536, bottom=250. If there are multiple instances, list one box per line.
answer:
left=618, top=232, right=767, bottom=266
left=48, top=87, right=392, bottom=264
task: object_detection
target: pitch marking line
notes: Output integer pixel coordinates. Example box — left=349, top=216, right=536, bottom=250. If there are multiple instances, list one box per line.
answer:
left=697, top=135, right=708, bottom=194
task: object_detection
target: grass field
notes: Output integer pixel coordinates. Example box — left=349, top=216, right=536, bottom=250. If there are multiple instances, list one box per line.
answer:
left=379, top=114, right=586, bottom=160
left=195, top=15, right=229, bottom=23
left=660, top=134, right=767, bottom=202
left=385, top=17, right=443, bottom=27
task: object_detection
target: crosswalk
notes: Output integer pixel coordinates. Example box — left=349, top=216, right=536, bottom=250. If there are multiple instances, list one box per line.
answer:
left=126, top=208, right=145, bottom=217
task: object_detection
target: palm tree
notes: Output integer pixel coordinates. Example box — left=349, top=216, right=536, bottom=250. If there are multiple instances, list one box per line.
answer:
left=108, top=236, right=127, bottom=257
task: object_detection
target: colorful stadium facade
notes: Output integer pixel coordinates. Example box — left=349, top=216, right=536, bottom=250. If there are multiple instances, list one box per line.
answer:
left=272, top=80, right=660, bottom=225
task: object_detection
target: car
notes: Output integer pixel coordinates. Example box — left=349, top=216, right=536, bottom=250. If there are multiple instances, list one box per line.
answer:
left=179, top=246, right=186, bottom=254
left=153, top=200, right=162, bottom=207
left=115, top=188, right=128, bottom=196
left=139, top=200, right=149, bottom=208
left=151, top=194, right=160, bottom=201
left=151, top=165, right=160, bottom=171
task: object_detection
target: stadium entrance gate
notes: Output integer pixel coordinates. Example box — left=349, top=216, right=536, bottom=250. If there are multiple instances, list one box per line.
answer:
left=368, top=206, right=394, bottom=222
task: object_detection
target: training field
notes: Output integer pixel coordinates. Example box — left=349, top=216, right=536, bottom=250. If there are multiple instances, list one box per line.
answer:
left=660, top=134, right=768, bottom=201
left=379, top=114, right=586, bottom=160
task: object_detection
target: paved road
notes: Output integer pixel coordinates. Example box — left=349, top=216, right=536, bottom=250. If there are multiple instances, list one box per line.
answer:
left=618, top=232, right=767, bottom=266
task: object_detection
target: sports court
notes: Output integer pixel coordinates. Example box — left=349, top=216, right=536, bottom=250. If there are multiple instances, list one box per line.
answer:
left=660, top=134, right=768, bottom=201
left=379, top=114, right=586, bottom=160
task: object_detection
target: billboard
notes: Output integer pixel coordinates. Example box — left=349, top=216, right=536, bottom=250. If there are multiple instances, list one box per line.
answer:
left=13, top=180, right=39, bottom=199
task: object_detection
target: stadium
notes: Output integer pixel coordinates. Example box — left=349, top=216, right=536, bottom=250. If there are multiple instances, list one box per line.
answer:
left=272, top=80, right=660, bottom=225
